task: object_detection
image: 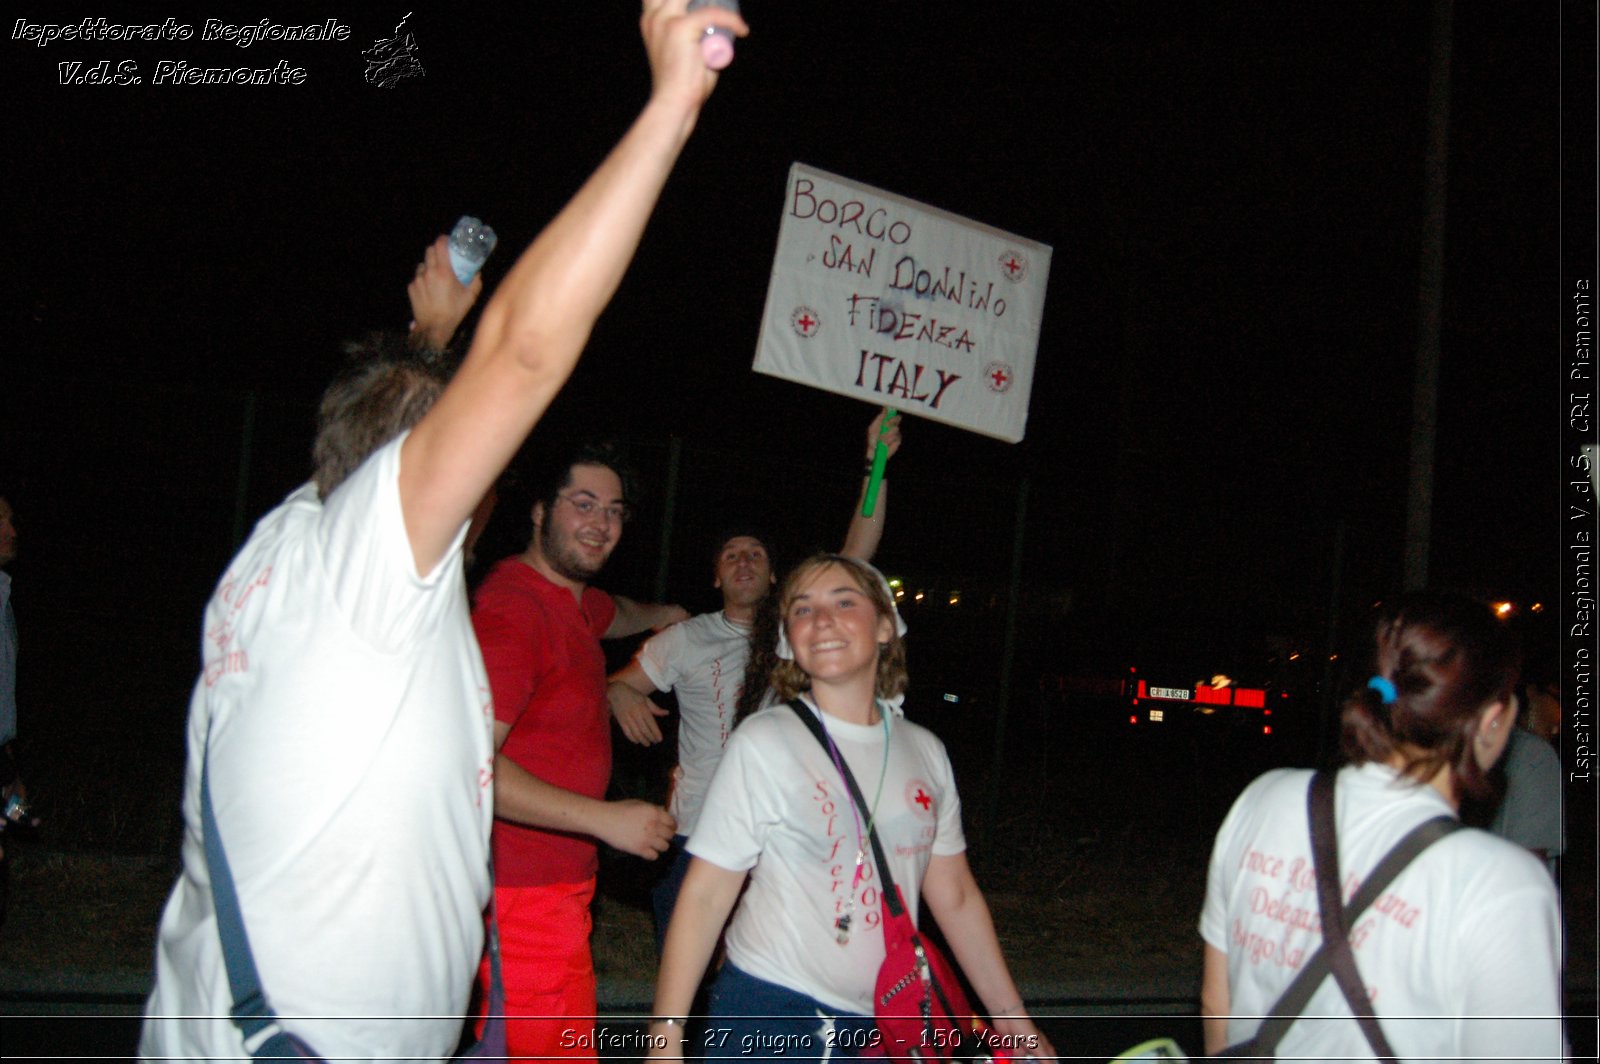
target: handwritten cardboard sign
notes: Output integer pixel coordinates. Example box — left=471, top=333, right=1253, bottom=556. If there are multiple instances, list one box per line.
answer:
left=754, top=163, right=1051, bottom=443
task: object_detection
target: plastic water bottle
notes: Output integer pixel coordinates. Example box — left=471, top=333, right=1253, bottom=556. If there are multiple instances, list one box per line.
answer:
left=447, top=216, right=497, bottom=285
left=686, top=0, right=739, bottom=70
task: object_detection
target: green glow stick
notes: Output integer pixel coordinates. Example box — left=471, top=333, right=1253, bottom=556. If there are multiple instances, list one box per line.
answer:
left=862, top=407, right=896, bottom=517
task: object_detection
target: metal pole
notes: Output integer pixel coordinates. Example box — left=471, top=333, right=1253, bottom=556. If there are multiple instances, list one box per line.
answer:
left=654, top=436, right=682, bottom=602
left=981, top=475, right=1030, bottom=854
left=231, top=392, right=257, bottom=550
left=1403, top=0, right=1454, bottom=590
left=1317, top=519, right=1347, bottom=767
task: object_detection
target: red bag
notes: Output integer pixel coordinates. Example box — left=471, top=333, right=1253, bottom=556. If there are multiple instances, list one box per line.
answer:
left=782, top=702, right=1009, bottom=1063
left=872, top=886, right=1004, bottom=1063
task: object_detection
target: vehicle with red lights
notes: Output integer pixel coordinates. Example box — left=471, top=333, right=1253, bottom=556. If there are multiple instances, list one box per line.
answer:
left=1121, top=668, right=1284, bottom=738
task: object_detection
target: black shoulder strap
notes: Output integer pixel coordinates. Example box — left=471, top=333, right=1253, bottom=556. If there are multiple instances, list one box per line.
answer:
left=201, top=733, right=322, bottom=1059
left=1310, top=769, right=1400, bottom=1063
left=785, top=699, right=906, bottom=918
left=1222, top=771, right=1460, bottom=1060
left=202, top=721, right=506, bottom=1057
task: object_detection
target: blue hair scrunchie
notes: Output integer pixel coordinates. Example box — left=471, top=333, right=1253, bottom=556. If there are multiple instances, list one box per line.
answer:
left=1367, top=675, right=1398, bottom=705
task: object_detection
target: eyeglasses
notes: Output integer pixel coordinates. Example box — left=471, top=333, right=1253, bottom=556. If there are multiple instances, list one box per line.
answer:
left=556, top=492, right=632, bottom=525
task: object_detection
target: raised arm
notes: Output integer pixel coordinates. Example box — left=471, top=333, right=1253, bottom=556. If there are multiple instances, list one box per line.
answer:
left=398, top=1, right=748, bottom=573
left=406, top=236, right=483, bottom=352
left=840, top=409, right=902, bottom=560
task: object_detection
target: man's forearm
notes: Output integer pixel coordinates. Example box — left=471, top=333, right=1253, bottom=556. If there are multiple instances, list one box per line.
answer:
left=491, top=753, right=609, bottom=837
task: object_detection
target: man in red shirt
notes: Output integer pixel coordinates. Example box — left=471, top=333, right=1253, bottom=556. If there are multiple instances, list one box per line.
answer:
left=472, top=441, right=687, bottom=1059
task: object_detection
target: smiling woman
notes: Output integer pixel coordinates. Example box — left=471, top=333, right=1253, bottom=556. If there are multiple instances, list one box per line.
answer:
left=770, top=556, right=907, bottom=711
left=645, top=554, right=1054, bottom=1062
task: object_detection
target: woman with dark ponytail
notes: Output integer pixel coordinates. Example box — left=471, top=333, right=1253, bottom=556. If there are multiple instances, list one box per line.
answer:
left=1199, top=591, right=1563, bottom=1060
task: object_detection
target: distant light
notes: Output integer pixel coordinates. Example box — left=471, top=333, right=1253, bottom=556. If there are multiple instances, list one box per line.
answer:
left=1494, top=601, right=1514, bottom=618
left=943, top=692, right=960, bottom=703
left=1329, top=654, right=1339, bottom=661
left=1149, top=709, right=1164, bottom=722
left=1531, top=602, right=1545, bottom=613
left=887, top=577, right=903, bottom=589
left=1264, top=709, right=1272, bottom=716
left=1288, top=652, right=1301, bottom=661
left=948, top=590, right=961, bottom=606
left=1128, top=715, right=1138, bottom=725
left=1263, top=725, right=1273, bottom=735
left=914, top=591, right=925, bottom=602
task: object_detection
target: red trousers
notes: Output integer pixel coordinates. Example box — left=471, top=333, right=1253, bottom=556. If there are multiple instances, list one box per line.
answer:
left=476, top=879, right=598, bottom=1060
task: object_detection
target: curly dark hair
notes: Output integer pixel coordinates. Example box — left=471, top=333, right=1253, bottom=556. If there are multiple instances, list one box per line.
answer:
left=735, top=593, right=782, bottom=724
left=1341, top=591, right=1521, bottom=806
left=527, top=439, right=639, bottom=518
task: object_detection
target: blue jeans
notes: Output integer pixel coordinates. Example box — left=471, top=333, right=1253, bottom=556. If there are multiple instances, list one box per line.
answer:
left=701, top=963, right=880, bottom=1061
left=651, top=835, right=694, bottom=953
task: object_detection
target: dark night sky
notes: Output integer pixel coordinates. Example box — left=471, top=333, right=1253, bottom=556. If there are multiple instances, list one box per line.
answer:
left=2, top=2, right=1577, bottom=670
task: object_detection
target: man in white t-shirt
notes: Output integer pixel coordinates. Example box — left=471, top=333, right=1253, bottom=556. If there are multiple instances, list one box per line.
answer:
left=607, top=413, right=901, bottom=945
left=138, top=5, right=748, bottom=1059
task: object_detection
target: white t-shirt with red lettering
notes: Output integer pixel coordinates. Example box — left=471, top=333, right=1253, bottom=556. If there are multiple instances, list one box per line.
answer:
left=689, top=697, right=965, bottom=1015
left=1201, top=762, right=1562, bottom=1061
left=141, top=433, right=494, bottom=1062
left=635, top=609, right=751, bottom=836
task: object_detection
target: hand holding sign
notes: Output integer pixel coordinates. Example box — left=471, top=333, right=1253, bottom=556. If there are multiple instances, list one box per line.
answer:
left=755, top=164, right=1052, bottom=444
left=863, top=407, right=898, bottom=517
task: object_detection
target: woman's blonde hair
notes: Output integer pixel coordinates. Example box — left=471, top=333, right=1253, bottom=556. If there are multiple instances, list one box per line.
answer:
left=770, top=553, right=908, bottom=703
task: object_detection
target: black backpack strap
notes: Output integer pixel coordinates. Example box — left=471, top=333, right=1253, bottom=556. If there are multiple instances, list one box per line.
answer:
left=203, top=719, right=506, bottom=1058
left=785, top=699, right=904, bottom=915
left=1310, top=769, right=1400, bottom=1063
left=200, top=726, right=291, bottom=1052
left=1220, top=773, right=1460, bottom=1060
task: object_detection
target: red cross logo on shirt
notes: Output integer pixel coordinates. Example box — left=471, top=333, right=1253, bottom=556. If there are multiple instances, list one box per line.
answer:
left=905, top=778, right=937, bottom=820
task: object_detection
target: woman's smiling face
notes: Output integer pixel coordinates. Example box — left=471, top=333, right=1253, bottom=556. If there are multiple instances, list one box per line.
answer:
left=783, top=561, right=893, bottom=687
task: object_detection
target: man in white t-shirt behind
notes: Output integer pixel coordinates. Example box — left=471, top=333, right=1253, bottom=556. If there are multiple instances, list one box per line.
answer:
left=607, top=412, right=901, bottom=945
left=138, top=5, right=748, bottom=1059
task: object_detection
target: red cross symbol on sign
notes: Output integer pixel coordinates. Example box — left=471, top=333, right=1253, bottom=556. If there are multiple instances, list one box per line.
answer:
left=990, top=367, right=1009, bottom=388
left=913, top=788, right=932, bottom=811
left=1002, top=256, right=1023, bottom=277
left=796, top=312, right=816, bottom=334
